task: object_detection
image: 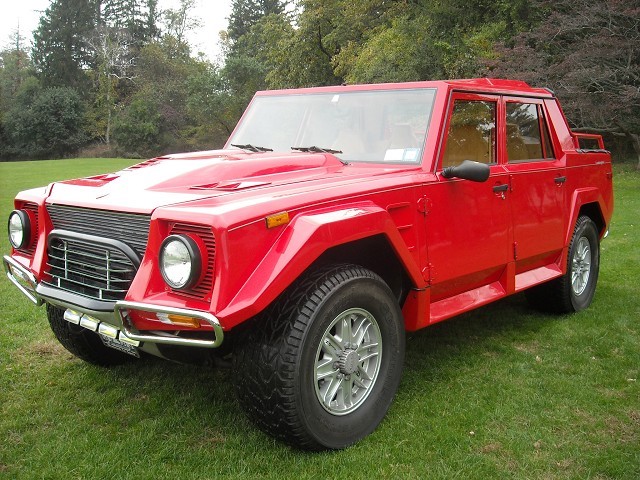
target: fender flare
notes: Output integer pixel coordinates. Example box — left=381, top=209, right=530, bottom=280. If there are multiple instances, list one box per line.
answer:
left=216, top=203, right=425, bottom=329
left=565, top=188, right=609, bottom=245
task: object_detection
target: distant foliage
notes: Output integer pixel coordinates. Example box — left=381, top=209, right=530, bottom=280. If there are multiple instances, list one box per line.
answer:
left=4, top=86, right=87, bottom=158
left=488, top=0, right=640, bottom=167
left=0, top=0, right=638, bottom=161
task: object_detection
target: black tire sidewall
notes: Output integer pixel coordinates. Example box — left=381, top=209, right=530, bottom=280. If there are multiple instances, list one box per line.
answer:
left=568, top=217, right=600, bottom=311
left=295, top=275, right=405, bottom=449
left=47, top=304, right=135, bottom=366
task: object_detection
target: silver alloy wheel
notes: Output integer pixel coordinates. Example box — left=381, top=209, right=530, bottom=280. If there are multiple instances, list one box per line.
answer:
left=314, top=307, right=382, bottom=415
left=571, top=237, right=592, bottom=296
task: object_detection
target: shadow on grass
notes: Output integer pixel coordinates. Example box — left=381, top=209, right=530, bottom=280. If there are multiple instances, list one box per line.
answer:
left=75, top=292, right=559, bottom=446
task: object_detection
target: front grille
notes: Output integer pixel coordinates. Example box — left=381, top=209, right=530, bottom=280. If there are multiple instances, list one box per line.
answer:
left=46, top=237, right=137, bottom=301
left=44, top=205, right=151, bottom=302
left=46, top=205, right=150, bottom=256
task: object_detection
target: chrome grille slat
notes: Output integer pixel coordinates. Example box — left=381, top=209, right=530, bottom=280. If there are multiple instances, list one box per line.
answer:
left=45, top=237, right=138, bottom=301
left=47, top=250, right=133, bottom=273
left=52, top=274, right=128, bottom=293
left=46, top=205, right=150, bottom=256
left=46, top=262, right=133, bottom=284
left=43, top=206, right=150, bottom=303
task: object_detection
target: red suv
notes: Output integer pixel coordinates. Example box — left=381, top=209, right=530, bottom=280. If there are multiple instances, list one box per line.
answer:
left=5, top=79, right=613, bottom=450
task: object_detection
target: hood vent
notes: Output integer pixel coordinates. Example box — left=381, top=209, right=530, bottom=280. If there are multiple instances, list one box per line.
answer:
left=124, top=158, right=162, bottom=171
left=191, top=180, right=269, bottom=191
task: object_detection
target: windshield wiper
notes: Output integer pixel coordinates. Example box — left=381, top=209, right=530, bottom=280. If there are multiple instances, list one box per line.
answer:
left=292, top=146, right=342, bottom=154
left=291, top=146, right=348, bottom=165
left=231, top=143, right=273, bottom=153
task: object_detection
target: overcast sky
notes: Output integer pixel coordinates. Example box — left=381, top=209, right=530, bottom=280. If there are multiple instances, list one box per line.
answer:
left=0, top=0, right=232, bottom=62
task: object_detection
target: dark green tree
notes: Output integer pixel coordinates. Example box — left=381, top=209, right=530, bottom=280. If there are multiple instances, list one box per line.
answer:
left=102, top=0, right=160, bottom=45
left=4, top=86, right=87, bottom=158
left=228, top=0, right=286, bottom=43
left=32, top=0, right=101, bottom=89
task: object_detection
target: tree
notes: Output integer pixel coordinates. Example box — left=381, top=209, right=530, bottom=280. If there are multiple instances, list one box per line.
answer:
left=162, top=0, right=200, bottom=48
left=488, top=0, right=640, bottom=168
left=32, top=0, right=101, bottom=89
left=112, top=94, right=161, bottom=156
left=1, top=28, right=39, bottom=159
left=4, top=86, right=87, bottom=158
left=102, top=0, right=160, bottom=46
left=227, top=0, right=286, bottom=44
left=85, top=26, right=136, bottom=145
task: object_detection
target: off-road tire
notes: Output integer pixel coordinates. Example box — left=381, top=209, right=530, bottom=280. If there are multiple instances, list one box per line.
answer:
left=47, top=304, right=136, bottom=366
left=233, top=264, right=405, bottom=450
left=525, top=216, right=600, bottom=313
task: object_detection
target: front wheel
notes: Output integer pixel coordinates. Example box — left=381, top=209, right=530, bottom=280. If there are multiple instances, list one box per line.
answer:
left=47, top=304, right=137, bottom=366
left=526, top=216, right=600, bottom=313
left=233, top=264, right=405, bottom=450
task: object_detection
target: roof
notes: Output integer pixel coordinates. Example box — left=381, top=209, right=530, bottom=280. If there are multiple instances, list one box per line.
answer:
left=256, top=78, right=554, bottom=98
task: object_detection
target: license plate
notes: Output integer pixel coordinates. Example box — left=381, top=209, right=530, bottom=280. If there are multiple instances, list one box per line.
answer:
left=100, top=334, right=140, bottom=358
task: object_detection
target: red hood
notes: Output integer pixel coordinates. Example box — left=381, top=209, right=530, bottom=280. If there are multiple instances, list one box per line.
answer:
left=45, top=149, right=348, bottom=214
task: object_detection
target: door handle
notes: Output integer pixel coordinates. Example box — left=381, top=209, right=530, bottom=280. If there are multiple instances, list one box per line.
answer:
left=554, top=176, right=566, bottom=184
left=493, top=183, right=508, bottom=200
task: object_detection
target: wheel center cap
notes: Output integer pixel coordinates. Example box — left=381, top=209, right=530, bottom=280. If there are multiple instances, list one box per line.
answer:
left=338, top=349, right=359, bottom=375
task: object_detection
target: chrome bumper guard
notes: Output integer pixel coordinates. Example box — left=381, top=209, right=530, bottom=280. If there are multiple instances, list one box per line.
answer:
left=3, top=255, right=42, bottom=306
left=114, top=301, right=224, bottom=349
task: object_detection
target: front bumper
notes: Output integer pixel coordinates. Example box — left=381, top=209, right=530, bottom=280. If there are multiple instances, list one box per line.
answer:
left=3, top=254, right=224, bottom=349
left=3, top=255, right=42, bottom=306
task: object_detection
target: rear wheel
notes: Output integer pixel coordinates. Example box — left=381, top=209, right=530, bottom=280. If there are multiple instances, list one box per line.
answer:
left=233, top=264, right=405, bottom=450
left=47, top=304, right=136, bottom=366
left=526, top=216, right=600, bottom=313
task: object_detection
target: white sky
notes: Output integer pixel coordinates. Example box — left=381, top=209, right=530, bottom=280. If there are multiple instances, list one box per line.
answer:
left=0, top=0, right=232, bottom=62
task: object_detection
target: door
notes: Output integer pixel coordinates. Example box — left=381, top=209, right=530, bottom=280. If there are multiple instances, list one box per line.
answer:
left=502, top=98, right=565, bottom=282
left=426, top=94, right=511, bottom=304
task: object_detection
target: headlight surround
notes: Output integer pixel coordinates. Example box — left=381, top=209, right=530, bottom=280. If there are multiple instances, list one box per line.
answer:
left=8, top=210, right=31, bottom=250
left=159, top=234, right=202, bottom=290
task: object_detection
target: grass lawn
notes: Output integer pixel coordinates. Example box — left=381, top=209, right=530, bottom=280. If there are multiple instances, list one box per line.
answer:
left=0, top=158, right=638, bottom=479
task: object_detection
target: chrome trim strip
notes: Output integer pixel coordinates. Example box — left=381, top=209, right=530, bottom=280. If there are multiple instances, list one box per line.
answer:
left=114, top=301, right=224, bottom=348
left=3, top=255, right=42, bottom=306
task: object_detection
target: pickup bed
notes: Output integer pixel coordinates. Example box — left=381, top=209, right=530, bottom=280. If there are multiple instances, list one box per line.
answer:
left=4, top=78, right=613, bottom=450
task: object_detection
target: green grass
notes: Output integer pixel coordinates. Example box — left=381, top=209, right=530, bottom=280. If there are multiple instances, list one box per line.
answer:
left=1, top=159, right=638, bottom=479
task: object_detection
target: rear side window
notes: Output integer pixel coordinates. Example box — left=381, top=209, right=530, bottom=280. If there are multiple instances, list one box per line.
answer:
left=506, top=103, right=555, bottom=162
left=442, top=100, right=496, bottom=168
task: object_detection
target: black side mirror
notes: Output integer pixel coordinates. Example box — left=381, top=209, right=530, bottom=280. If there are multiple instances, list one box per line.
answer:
left=441, top=160, right=490, bottom=182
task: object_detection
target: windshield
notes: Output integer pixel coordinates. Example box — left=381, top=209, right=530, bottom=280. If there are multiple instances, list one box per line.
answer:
left=227, top=88, right=436, bottom=164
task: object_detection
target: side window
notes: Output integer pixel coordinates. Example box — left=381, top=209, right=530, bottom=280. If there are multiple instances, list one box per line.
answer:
left=506, top=102, right=555, bottom=162
left=442, top=100, right=496, bottom=168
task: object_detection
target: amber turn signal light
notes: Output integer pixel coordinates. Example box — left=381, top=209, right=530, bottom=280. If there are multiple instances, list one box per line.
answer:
left=266, top=211, right=290, bottom=229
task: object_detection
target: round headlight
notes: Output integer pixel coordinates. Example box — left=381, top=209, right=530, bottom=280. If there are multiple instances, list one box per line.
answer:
left=159, top=235, right=201, bottom=289
left=8, top=210, right=31, bottom=250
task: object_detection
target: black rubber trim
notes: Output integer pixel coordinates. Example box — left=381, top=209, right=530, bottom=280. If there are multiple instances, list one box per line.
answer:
left=36, top=283, right=116, bottom=312
left=47, top=229, right=142, bottom=267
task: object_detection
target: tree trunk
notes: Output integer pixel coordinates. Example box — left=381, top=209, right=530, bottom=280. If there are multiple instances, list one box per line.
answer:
left=630, top=132, right=640, bottom=171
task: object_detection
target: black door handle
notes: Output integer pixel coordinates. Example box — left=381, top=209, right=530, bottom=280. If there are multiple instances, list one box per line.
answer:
left=493, top=184, right=509, bottom=193
left=554, top=176, right=566, bottom=184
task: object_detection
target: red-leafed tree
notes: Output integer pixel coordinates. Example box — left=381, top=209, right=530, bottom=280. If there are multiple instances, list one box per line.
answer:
left=487, top=0, right=640, bottom=167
